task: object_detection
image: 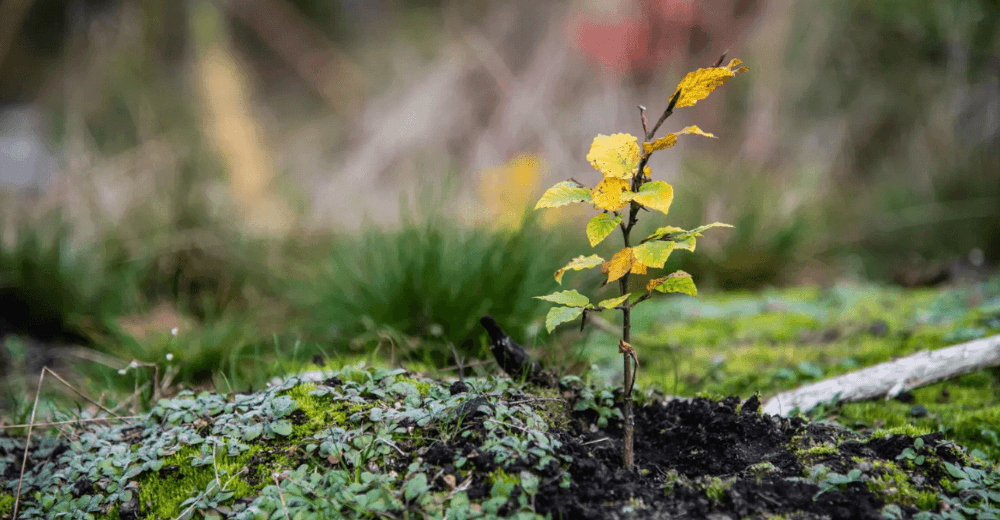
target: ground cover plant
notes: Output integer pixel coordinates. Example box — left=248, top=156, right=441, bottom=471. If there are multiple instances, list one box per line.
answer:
left=533, top=55, right=746, bottom=468
left=3, top=361, right=1000, bottom=519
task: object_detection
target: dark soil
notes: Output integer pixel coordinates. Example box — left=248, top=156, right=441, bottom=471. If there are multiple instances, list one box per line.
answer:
left=435, top=391, right=955, bottom=520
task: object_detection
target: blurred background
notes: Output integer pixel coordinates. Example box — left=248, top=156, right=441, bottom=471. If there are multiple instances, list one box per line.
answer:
left=1, top=0, right=998, bottom=406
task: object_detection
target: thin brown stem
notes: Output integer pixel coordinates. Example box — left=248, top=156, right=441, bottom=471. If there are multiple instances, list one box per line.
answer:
left=647, top=89, right=683, bottom=141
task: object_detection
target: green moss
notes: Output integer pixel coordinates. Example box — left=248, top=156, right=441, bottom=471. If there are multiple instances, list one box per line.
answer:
left=748, top=461, right=777, bottom=479
left=393, top=376, right=435, bottom=397
left=867, top=425, right=932, bottom=440
left=796, top=444, right=838, bottom=465
left=0, top=493, right=12, bottom=517
left=864, top=459, right=938, bottom=511
left=704, top=476, right=732, bottom=504
left=136, top=444, right=261, bottom=520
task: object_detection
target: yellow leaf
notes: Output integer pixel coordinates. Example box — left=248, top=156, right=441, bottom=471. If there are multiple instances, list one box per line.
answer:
left=647, top=270, right=697, bottom=296
left=631, top=262, right=647, bottom=275
left=633, top=241, right=674, bottom=268
left=675, top=125, right=716, bottom=139
left=535, top=181, right=592, bottom=209
left=586, top=214, right=622, bottom=247
left=598, top=294, right=631, bottom=309
left=586, top=133, right=641, bottom=179
left=643, top=134, right=677, bottom=155
left=591, top=178, right=630, bottom=212
left=672, top=58, right=748, bottom=109
left=642, top=126, right=716, bottom=156
left=621, top=181, right=673, bottom=214
left=601, top=247, right=635, bottom=284
left=554, top=254, right=604, bottom=284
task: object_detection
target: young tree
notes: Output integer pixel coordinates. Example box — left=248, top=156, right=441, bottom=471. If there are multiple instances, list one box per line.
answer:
left=534, top=57, right=748, bottom=469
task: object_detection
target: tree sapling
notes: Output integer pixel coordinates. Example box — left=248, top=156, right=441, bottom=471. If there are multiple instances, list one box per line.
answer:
left=533, top=56, right=748, bottom=469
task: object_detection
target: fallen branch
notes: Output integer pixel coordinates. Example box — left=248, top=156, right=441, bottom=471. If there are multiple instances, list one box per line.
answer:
left=762, top=334, right=1000, bottom=416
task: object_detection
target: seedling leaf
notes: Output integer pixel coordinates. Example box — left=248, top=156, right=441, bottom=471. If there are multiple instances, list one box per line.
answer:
left=545, top=306, right=585, bottom=333
left=672, top=59, right=749, bottom=108
left=621, top=181, right=673, bottom=215
left=642, top=126, right=716, bottom=155
left=647, top=226, right=685, bottom=241
left=535, top=290, right=591, bottom=307
left=602, top=248, right=635, bottom=284
left=587, top=214, right=622, bottom=247
left=536, top=181, right=592, bottom=208
left=632, top=241, right=674, bottom=269
left=554, top=255, right=604, bottom=284
left=687, top=222, right=734, bottom=235
left=647, top=270, right=697, bottom=296
left=598, top=294, right=631, bottom=309
left=591, top=178, right=630, bottom=212
left=586, top=133, right=641, bottom=179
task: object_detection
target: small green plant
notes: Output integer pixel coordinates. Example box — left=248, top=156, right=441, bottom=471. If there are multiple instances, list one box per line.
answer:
left=809, top=465, right=864, bottom=500
left=533, top=56, right=747, bottom=468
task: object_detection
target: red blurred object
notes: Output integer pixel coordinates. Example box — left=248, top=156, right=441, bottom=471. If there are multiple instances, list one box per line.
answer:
left=568, top=0, right=756, bottom=72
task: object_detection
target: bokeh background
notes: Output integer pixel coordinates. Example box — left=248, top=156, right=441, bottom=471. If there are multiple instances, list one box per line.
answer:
left=1, top=0, right=998, bottom=402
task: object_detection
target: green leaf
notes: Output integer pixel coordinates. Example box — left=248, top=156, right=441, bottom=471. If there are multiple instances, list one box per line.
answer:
left=405, top=473, right=430, bottom=501
left=647, top=270, right=697, bottom=297
left=597, top=294, right=630, bottom=309
left=586, top=214, right=622, bottom=247
left=632, top=241, right=674, bottom=268
left=535, top=181, right=591, bottom=209
left=535, top=290, right=591, bottom=307
left=554, top=254, right=604, bottom=284
left=621, top=181, right=673, bottom=214
left=545, top=306, right=585, bottom=333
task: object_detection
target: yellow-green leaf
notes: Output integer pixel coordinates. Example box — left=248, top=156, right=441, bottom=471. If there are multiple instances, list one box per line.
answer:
left=673, top=235, right=696, bottom=251
left=591, top=177, right=630, bottom=212
left=621, top=181, right=673, bottom=214
left=586, top=214, right=622, bottom=247
left=535, top=290, right=590, bottom=307
left=598, top=294, right=631, bottom=309
left=586, top=133, right=641, bottom=179
left=554, top=254, right=604, bottom=284
left=601, top=247, right=635, bottom=284
left=535, top=181, right=592, bottom=209
left=672, top=58, right=748, bottom=109
left=647, top=226, right=684, bottom=241
left=633, top=241, right=674, bottom=268
left=545, top=306, right=585, bottom=333
left=648, top=270, right=697, bottom=296
left=686, top=222, right=733, bottom=236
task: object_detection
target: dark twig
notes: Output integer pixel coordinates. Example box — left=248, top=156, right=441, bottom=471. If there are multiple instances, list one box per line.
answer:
left=714, top=50, right=729, bottom=67
left=638, top=105, right=649, bottom=135
left=647, top=89, right=682, bottom=141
